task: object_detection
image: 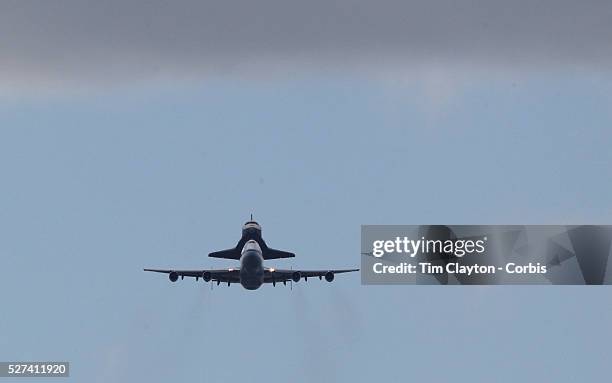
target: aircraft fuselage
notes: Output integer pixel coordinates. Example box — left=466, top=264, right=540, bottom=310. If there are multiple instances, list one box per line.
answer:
left=239, top=240, right=265, bottom=290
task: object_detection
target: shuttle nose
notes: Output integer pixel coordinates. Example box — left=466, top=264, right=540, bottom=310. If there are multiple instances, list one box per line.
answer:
left=242, top=221, right=262, bottom=238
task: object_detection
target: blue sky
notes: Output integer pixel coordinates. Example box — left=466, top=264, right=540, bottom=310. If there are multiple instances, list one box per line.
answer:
left=2, top=1, right=612, bottom=381
left=1, top=73, right=612, bottom=382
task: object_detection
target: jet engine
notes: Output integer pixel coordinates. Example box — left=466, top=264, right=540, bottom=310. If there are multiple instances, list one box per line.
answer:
left=291, top=271, right=301, bottom=282
left=325, top=271, right=334, bottom=282
left=169, top=271, right=179, bottom=282
left=202, top=271, right=212, bottom=282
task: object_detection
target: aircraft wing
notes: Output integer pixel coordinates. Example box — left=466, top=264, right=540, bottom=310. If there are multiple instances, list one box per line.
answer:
left=143, top=268, right=240, bottom=282
left=263, top=268, right=359, bottom=283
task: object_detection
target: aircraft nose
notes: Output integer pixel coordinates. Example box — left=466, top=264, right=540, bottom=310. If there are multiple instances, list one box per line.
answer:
left=242, top=251, right=260, bottom=269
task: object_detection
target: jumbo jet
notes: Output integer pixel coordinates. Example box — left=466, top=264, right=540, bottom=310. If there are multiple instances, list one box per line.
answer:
left=144, top=217, right=358, bottom=290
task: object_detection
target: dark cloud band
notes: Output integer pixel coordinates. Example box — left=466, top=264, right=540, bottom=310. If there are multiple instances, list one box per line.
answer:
left=1, top=0, right=611, bottom=84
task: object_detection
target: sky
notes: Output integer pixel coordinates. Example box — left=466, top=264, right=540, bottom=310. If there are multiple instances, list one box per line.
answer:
left=1, top=1, right=612, bottom=382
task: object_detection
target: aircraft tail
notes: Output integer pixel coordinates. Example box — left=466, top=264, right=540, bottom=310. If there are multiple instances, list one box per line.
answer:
left=208, top=243, right=295, bottom=260
left=263, top=248, right=295, bottom=259
left=208, top=248, right=241, bottom=260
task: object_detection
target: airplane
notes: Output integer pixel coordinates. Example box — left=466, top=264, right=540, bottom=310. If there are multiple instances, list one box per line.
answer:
left=144, top=217, right=359, bottom=290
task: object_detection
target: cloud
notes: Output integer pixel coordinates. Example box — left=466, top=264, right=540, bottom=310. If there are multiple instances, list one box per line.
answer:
left=1, top=0, right=611, bottom=89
